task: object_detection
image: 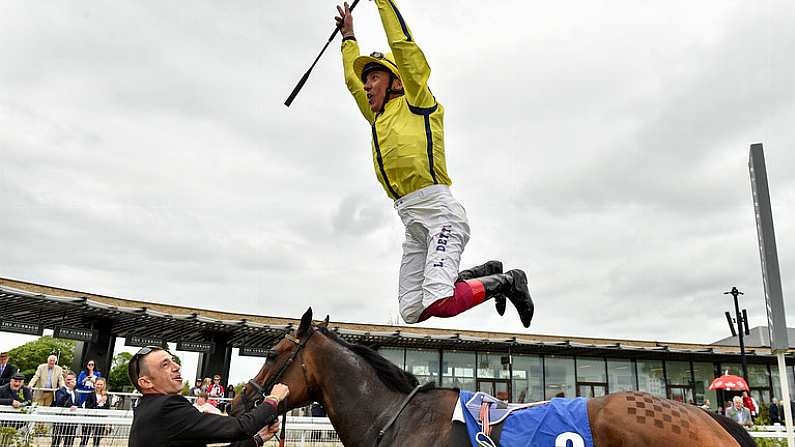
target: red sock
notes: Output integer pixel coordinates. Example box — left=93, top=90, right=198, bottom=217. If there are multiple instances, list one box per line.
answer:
left=418, top=279, right=487, bottom=322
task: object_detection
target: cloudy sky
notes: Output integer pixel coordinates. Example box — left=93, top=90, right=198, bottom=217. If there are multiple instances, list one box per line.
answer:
left=2, top=0, right=794, bottom=383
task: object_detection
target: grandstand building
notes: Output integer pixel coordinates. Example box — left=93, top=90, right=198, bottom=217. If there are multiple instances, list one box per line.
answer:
left=2, top=277, right=793, bottom=410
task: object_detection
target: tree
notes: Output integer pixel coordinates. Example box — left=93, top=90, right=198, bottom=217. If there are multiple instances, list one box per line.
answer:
left=107, top=352, right=133, bottom=392
left=7, top=336, right=75, bottom=379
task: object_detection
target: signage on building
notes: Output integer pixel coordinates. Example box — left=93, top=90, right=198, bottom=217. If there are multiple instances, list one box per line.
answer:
left=749, top=143, right=790, bottom=352
left=126, top=335, right=165, bottom=348
left=177, top=340, right=215, bottom=353
left=0, top=320, right=43, bottom=336
left=54, top=326, right=96, bottom=342
left=239, top=346, right=274, bottom=358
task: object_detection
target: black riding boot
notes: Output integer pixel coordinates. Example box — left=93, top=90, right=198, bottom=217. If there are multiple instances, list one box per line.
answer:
left=457, top=260, right=507, bottom=316
left=476, top=270, right=534, bottom=328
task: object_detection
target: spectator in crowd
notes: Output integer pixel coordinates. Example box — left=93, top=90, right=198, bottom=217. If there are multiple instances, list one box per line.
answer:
left=0, top=352, right=19, bottom=386
left=80, top=377, right=110, bottom=447
left=722, top=400, right=733, bottom=416
left=193, top=392, right=220, bottom=415
left=310, top=402, right=326, bottom=418
left=207, top=375, right=224, bottom=407
left=0, top=372, right=32, bottom=438
left=189, top=379, right=203, bottom=397
left=221, top=383, right=236, bottom=414
left=128, top=345, right=285, bottom=446
left=76, top=359, right=101, bottom=406
left=51, top=372, right=79, bottom=447
left=201, top=377, right=212, bottom=392
left=700, top=399, right=712, bottom=411
left=770, top=397, right=782, bottom=424
left=28, top=354, right=66, bottom=407
left=0, top=372, right=32, bottom=407
left=726, top=396, right=753, bottom=427
left=742, top=391, right=757, bottom=419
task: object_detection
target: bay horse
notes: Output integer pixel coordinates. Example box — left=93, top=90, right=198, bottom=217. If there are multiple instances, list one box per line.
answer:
left=230, top=308, right=756, bottom=446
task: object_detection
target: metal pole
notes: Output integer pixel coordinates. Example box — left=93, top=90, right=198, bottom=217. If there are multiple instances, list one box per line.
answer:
left=726, top=287, right=749, bottom=382
left=776, top=352, right=795, bottom=447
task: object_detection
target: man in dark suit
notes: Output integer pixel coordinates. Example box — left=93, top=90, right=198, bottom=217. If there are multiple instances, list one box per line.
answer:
left=128, top=346, right=286, bottom=447
left=0, top=352, right=18, bottom=386
left=0, top=372, right=32, bottom=407
left=51, top=372, right=79, bottom=447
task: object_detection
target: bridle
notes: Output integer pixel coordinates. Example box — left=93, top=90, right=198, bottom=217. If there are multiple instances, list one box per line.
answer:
left=237, top=329, right=317, bottom=446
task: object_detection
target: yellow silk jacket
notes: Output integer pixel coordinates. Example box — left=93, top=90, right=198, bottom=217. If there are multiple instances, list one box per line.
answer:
left=342, top=0, right=452, bottom=200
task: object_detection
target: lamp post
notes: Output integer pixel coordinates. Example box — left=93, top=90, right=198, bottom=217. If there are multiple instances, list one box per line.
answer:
left=723, top=286, right=750, bottom=383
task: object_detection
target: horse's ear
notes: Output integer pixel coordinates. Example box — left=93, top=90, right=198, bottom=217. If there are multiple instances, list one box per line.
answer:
left=297, top=307, right=313, bottom=337
left=318, top=315, right=330, bottom=328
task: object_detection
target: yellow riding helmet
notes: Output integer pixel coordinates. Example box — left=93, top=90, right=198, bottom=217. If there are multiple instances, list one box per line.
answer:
left=353, top=51, right=401, bottom=83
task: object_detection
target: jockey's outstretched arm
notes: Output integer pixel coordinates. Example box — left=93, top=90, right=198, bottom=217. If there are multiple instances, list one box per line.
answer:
left=339, top=3, right=375, bottom=123
left=374, top=0, right=435, bottom=110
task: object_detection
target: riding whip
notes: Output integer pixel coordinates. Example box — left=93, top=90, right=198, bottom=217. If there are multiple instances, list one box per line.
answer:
left=284, top=0, right=363, bottom=107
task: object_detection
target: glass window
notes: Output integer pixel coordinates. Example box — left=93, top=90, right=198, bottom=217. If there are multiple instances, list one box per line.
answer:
left=512, top=354, right=543, bottom=403
left=442, top=350, right=476, bottom=391
left=771, top=364, right=782, bottom=402
left=637, top=359, right=666, bottom=398
left=544, top=356, right=575, bottom=399
left=692, top=362, right=717, bottom=409
left=747, top=364, right=771, bottom=388
left=665, top=361, right=691, bottom=386
left=607, top=359, right=636, bottom=393
left=771, top=364, right=793, bottom=402
left=719, top=363, right=742, bottom=377
left=789, top=365, right=795, bottom=395
left=477, top=352, right=510, bottom=379
left=379, top=347, right=405, bottom=369
left=405, top=348, right=439, bottom=385
left=576, top=357, right=606, bottom=383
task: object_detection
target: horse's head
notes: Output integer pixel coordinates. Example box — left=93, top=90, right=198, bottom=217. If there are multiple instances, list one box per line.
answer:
left=229, top=307, right=328, bottom=417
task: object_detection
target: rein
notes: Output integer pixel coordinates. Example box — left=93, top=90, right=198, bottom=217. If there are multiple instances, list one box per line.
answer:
left=375, top=381, right=435, bottom=446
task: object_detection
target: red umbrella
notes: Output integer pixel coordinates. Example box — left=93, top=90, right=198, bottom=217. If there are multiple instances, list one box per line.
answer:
left=708, top=374, right=749, bottom=391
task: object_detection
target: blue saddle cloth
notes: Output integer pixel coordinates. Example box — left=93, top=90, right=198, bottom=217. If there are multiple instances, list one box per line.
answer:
left=458, top=391, right=595, bottom=447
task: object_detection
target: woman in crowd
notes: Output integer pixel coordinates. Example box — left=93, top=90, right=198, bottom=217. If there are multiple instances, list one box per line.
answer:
left=76, top=359, right=101, bottom=405
left=188, top=378, right=203, bottom=397
left=192, top=391, right=220, bottom=414
left=207, top=375, right=224, bottom=407
left=81, top=377, right=110, bottom=447
left=221, top=383, right=236, bottom=414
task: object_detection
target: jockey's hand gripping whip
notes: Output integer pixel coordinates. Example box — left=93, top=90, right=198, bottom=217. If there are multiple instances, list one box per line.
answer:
left=284, top=0, right=363, bottom=107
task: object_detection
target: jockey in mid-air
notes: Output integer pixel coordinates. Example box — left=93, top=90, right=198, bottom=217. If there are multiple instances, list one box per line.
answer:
left=336, top=0, right=534, bottom=327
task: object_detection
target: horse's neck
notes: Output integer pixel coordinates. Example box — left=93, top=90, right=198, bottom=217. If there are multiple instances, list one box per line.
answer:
left=312, top=349, right=404, bottom=445
left=311, top=344, right=456, bottom=446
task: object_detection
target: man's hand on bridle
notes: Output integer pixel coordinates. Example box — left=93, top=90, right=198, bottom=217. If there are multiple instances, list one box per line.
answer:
left=269, top=383, right=290, bottom=402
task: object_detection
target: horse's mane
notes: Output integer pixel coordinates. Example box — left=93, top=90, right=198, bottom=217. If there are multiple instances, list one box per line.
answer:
left=702, top=409, right=758, bottom=447
left=318, top=327, right=420, bottom=394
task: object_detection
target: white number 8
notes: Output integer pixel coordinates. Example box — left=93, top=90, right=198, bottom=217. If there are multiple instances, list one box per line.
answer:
left=555, top=432, right=585, bottom=447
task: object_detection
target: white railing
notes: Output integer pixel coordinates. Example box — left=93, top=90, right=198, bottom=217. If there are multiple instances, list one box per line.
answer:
left=0, top=406, right=341, bottom=447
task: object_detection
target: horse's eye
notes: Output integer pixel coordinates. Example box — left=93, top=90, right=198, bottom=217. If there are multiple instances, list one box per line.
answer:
left=266, top=350, right=278, bottom=360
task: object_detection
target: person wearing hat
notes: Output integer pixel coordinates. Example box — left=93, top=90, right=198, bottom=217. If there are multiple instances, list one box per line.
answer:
left=335, top=0, right=535, bottom=327
left=0, top=351, right=19, bottom=386
left=0, top=372, right=32, bottom=408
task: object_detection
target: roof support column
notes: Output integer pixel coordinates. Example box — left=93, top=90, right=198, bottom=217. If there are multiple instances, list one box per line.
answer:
left=71, top=318, right=116, bottom=381
left=196, top=332, right=233, bottom=384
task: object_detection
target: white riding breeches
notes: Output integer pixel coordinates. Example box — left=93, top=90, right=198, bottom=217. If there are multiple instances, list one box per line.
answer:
left=395, top=185, right=470, bottom=323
